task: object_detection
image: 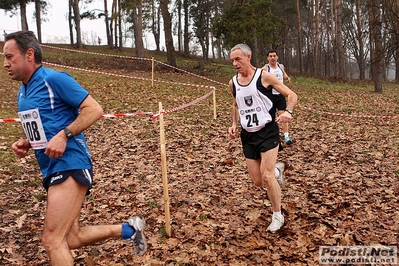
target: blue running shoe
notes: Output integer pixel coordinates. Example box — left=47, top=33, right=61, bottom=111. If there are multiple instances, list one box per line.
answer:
left=284, top=136, right=293, bottom=145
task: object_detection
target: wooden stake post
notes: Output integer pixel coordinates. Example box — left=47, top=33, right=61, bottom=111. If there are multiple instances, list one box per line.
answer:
left=158, top=102, right=171, bottom=237
left=213, top=90, right=216, bottom=119
left=151, top=57, right=155, bottom=88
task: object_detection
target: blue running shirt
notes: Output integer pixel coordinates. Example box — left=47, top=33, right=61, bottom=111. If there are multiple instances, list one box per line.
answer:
left=17, top=66, right=92, bottom=178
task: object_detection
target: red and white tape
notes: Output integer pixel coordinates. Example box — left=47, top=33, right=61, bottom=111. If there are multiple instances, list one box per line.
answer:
left=1, top=112, right=154, bottom=123
left=101, top=112, right=154, bottom=118
left=2, top=48, right=397, bottom=122
left=41, top=44, right=153, bottom=62
left=41, top=44, right=226, bottom=86
left=1, top=60, right=216, bottom=123
left=44, top=61, right=216, bottom=90
left=151, top=88, right=216, bottom=120
left=37, top=46, right=399, bottom=120
left=0, top=118, right=21, bottom=123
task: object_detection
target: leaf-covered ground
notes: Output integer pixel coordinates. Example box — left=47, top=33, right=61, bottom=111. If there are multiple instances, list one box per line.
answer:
left=1, top=45, right=398, bottom=265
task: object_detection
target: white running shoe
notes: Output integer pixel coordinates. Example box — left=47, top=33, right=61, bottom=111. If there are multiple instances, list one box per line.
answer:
left=266, top=214, right=284, bottom=233
left=275, top=162, right=285, bottom=189
left=127, top=216, right=148, bottom=256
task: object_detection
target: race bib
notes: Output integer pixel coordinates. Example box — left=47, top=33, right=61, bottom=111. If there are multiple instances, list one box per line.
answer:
left=18, top=109, right=48, bottom=150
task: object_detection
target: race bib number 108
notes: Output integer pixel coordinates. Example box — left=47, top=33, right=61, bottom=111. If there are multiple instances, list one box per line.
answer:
left=18, top=109, right=48, bottom=150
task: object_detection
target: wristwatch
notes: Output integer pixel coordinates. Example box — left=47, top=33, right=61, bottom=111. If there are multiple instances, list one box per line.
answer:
left=285, top=109, right=293, bottom=115
left=64, top=128, right=74, bottom=139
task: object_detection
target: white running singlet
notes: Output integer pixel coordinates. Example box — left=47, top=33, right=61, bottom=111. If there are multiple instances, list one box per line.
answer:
left=265, top=63, right=284, bottom=95
left=232, top=68, right=274, bottom=132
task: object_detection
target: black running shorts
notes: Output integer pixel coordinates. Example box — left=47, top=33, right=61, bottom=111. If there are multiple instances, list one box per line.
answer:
left=273, top=93, right=287, bottom=111
left=43, top=169, right=93, bottom=195
left=240, top=122, right=282, bottom=160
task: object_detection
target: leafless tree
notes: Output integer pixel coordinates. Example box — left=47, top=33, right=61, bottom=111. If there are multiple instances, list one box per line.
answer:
left=160, top=0, right=176, bottom=66
left=368, top=0, right=383, bottom=92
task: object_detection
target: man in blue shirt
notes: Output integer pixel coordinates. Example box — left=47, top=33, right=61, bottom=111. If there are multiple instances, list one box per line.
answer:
left=3, top=31, right=147, bottom=265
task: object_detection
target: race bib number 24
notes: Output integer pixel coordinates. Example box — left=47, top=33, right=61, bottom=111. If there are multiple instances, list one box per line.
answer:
left=18, top=109, right=48, bottom=150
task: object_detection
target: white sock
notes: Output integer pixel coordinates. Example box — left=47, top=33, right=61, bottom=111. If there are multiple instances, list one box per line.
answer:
left=284, top=132, right=289, bottom=138
left=273, top=211, right=283, bottom=218
left=274, top=167, right=280, bottom=178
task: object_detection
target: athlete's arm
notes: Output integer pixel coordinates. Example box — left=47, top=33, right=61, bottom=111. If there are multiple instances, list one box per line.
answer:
left=280, top=64, right=291, bottom=83
left=65, top=95, right=103, bottom=136
left=228, top=79, right=239, bottom=139
left=262, top=71, right=297, bottom=123
left=44, top=95, right=103, bottom=158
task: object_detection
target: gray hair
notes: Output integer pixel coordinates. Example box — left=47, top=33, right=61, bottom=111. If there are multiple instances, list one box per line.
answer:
left=5, top=31, right=42, bottom=64
left=230, top=43, right=252, bottom=56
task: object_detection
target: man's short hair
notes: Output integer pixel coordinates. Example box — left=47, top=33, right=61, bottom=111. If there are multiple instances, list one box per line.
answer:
left=5, top=31, right=42, bottom=63
left=231, top=43, right=252, bottom=56
left=267, top=50, right=278, bottom=57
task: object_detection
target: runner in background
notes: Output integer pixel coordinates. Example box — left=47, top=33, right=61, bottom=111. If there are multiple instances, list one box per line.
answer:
left=263, top=50, right=293, bottom=145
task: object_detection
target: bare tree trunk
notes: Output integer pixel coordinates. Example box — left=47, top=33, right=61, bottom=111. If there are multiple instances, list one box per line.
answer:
left=356, top=0, right=365, bottom=79
left=206, top=11, right=210, bottom=61
left=103, top=0, right=112, bottom=47
left=183, top=0, right=190, bottom=56
left=214, top=2, right=222, bottom=59
left=331, top=0, right=338, bottom=77
left=368, top=0, right=383, bottom=93
left=160, top=0, right=176, bottom=67
left=114, top=4, right=118, bottom=47
left=336, top=0, right=345, bottom=78
left=111, top=0, right=116, bottom=47
left=69, top=0, right=74, bottom=45
left=118, top=0, right=122, bottom=50
left=20, top=2, right=29, bottom=30
left=210, top=31, right=215, bottom=59
left=322, top=2, right=330, bottom=76
left=310, top=0, right=316, bottom=74
left=150, top=1, right=160, bottom=51
left=177, top=0, right=182, bottom=53
left=296, top=0, right=303, bottom=74
left=156, top=6, right=161, bottom=50
left=315, top=2, right=321, bottom=76
left=132, top=0, right=144, bottom=57
left=395, top=0, right=399, bottom=83
left=385, top=0, right=399, bottom=83
left=396, top=47, right=399, bottom=83
left=253, top=35, right=259, bottom=66
left=71, top=0, right=83, bottom=48
left=311, top=0, right=320, bottom=76
left=34, top=0, right=42, bottom=43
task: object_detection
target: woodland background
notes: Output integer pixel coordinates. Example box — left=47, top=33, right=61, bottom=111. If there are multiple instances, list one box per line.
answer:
left=2, top=0, right=399, bottom=91
left=0, top=43, right=398, bottom=265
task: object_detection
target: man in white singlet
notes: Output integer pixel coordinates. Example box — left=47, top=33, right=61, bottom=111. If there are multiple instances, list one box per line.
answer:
left=228, top=44, right=297, bottom=233
left=263, top=50, right=293, bottom=145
